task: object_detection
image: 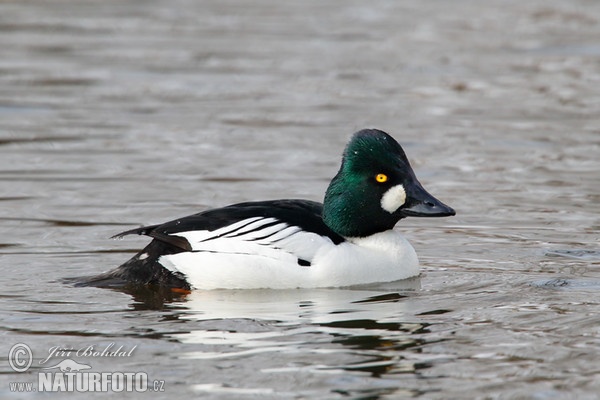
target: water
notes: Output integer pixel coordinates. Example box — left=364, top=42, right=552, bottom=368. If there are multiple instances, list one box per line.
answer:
left=1, top=0, right=599, bottom=398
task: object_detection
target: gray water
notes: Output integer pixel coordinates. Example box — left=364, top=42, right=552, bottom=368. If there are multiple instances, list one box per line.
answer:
left=1, top=0, right=599, bottom=398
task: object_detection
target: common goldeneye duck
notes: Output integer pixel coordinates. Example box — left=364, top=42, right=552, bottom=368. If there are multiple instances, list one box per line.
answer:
left=90, top=129, right=455, bottom=290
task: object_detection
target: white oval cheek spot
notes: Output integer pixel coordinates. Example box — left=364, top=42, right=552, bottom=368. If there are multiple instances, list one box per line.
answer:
left=381, top=184, right=407, bottom=213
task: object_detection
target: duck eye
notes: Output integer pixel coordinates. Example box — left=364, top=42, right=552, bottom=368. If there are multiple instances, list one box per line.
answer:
left=375, top=173, right=388, bottom=183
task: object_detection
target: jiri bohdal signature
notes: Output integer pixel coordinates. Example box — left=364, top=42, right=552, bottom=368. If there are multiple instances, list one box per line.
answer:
left=39, top=343, right=137, bottom=365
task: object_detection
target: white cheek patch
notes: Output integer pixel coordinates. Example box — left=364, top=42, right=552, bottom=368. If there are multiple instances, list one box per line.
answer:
left=380, top=184, right=407, bottom=213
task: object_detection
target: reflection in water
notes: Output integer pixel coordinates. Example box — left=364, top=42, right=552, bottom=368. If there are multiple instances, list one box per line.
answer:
left=114, top=280, right=442, bottom=385
left=544, top=249, right=600, bottom=261
left=117, top=284, right=191, bottom=311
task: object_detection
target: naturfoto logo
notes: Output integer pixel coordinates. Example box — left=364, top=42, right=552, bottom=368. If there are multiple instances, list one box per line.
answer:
left=8, top=343, right=165, bottom=393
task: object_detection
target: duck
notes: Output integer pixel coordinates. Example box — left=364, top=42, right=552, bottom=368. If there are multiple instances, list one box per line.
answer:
left=88, top=129, right=455, bottom=290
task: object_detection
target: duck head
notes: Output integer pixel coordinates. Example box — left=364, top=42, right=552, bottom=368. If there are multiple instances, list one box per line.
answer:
left=323, top=129, right=455, bottom=238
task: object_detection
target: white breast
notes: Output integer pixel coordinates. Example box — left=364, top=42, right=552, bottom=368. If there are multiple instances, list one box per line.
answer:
left=310, top=230, right=419, bottom=287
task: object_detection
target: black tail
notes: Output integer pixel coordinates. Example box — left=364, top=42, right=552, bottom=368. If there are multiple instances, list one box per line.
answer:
left=73, top=239, right=190, bottom=290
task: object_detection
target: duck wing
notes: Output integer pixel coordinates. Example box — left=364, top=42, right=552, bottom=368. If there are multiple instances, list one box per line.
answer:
left=113, top=199, right=345, bottom=251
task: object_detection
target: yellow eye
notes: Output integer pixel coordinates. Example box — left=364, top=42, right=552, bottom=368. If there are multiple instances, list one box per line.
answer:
left=375, top=173, right=388, bottom=183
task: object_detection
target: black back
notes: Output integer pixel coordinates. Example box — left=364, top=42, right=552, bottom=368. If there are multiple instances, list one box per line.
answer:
left=79, top=200, right=344, bottom=289
left=115, top=199, right=345, bottom=246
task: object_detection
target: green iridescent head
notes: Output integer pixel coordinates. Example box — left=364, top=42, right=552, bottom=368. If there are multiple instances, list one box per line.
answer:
left=322, top=129, right=455, bottom=237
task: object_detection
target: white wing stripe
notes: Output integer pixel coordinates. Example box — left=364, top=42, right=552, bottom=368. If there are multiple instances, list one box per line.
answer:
left=254, top=226, right=302, bottom=245
left=221, top=217, right=279, bottom=238
left=174, top=217, right=287, bottom=247
left=207, top=216, right=264, bottom=239
left=172, top=216, right=265, bottom=245
left=231, top=222, right=289, bottom=241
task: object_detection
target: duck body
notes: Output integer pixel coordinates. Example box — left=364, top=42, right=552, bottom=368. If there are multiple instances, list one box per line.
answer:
left=89, top=129, right=454, bottom=290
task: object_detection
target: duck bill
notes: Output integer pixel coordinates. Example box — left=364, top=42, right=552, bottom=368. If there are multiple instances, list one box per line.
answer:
left=400, top=180, right=455, bottom=218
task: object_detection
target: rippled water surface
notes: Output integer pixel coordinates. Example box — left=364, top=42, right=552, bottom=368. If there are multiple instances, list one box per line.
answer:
left=1, top=0, right=599, bottom=398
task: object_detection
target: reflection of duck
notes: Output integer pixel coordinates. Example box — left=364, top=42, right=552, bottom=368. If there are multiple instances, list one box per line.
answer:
left=90, top=129, right=454, bottom=289
left=42, top=359, right=91, bottom=372
left=172, top=277, right=421, bottom=325
left=169, top=284, right=431, bottom=379
left=174, top=280, right=421, bottom=324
